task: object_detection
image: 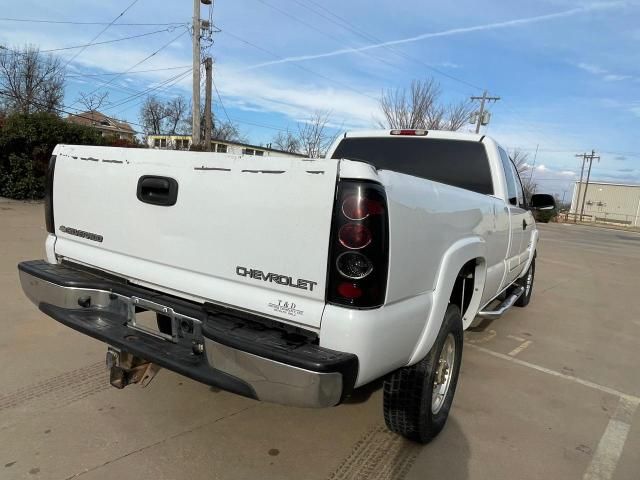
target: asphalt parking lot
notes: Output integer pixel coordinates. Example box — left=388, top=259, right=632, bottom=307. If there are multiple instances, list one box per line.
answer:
left=1, top=201, right=639, bottom=480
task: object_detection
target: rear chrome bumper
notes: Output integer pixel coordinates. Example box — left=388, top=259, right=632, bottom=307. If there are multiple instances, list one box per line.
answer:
left=18, top=260, right=357, bottom=408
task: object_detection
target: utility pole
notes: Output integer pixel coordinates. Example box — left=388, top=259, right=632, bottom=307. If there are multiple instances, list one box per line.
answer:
left=579, top=150, right=600, bottom=222
left=191, top=0, right=203, bottom=147
left=574, top=153, right=588, bottom=222
left=204, top=57, right=213, bottom=151
left=470, top=90, right=500, bottom=134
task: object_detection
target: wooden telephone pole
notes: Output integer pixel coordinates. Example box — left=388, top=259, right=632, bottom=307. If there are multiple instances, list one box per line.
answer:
left=470, top=90, right=500, bottom=133
left=192, top=0, right=202, bottom=147
left=204, top=57, right=213, bottom=151
left=578, top=150, right=600, bottom=222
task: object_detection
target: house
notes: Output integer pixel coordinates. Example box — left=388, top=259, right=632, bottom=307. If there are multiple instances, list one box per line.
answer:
left=146, top=134, right=304, bottom=159
left=66, top=111, right=136, bottom=141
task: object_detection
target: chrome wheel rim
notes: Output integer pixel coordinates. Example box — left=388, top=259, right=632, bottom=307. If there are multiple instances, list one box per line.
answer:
left=432, top=334, right=456, bottom=415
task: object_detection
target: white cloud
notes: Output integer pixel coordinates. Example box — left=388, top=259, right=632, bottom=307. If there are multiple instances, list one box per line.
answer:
left=575, top=62, right=634, bottom=83
left=216, top=65, right=379, bottom=129
left=577, top=63, right=607, bottom=75
left=604, top=74, right=632, bottom=81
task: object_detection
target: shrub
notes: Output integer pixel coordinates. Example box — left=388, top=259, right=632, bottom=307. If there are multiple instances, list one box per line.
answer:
left=0, top=113, right=106, bottom=199
left=0, top=154, right=45, bottom=199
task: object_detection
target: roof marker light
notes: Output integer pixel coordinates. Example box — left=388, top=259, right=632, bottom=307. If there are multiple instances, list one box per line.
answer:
left=390, top=129, right=427, bottom=136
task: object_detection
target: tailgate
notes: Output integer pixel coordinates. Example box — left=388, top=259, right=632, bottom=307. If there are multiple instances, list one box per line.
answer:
left=51, top=145, right=339, bottom=329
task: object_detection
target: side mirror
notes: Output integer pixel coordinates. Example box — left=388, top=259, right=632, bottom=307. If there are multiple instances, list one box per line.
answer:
left=530, top=193, right=556, bottom=211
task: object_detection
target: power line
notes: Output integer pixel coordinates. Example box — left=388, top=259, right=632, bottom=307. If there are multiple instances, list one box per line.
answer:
left=105, top=68, right=192, bottom=112
left=220, top=29, right=379, bottom=102
left=0, top=17, right=187, bottom=26
left=2, top=28, right=178, bottom=55
left=66, top=28, right=189, bottom=109
left=508, top=146, right=640, bottom=157
left=292, top=0, right=484, bottom=92
left=212, top=78, right=232, bottom=124
left=62, top=0, right=143, bottom=68
left=0, top=89, right=147, bottom=133
left=66, top=65, right=192, bottom=77
left=252, top=0, right=432, bottom=83
left=44, top=28, right=178, bottom=53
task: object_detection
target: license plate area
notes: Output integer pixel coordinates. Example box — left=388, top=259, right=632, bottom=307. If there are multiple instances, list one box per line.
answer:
left=127, top=297, right=202, bottom=344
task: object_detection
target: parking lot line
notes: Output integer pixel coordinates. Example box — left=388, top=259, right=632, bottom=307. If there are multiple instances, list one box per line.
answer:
left=582, top=397, right=639, bottom=480
left=469, top=344, right=640, bottom=479
left=507, top=334, right=526, bottom=342
left=508, top=340, right=533, bottom=357
left=468, top=344, right=640, bottom=403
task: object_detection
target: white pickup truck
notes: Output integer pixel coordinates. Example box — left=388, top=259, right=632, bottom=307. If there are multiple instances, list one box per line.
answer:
left=18, top=129, right=555, bottom=443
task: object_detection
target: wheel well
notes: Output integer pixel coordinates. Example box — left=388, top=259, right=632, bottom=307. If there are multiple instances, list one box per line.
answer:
left=449, top=259, right=480, bottom=319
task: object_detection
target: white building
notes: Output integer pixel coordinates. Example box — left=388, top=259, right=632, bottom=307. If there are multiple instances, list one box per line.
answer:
left=570, top=181, right=640, bottom=226
left=146, top=135, right=304, bottom=159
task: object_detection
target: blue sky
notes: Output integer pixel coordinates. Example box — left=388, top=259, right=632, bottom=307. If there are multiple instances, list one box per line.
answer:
left=1, top=0, right=640, bottom=197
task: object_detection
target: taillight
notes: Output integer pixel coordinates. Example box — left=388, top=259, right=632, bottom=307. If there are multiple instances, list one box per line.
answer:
left=327, top=181, right=388, bottom=308
left=44, top=155, right=56, bottom=234
left=390, top=129, right=427, bottom=136
left=338, top=224, right=372, bottom=249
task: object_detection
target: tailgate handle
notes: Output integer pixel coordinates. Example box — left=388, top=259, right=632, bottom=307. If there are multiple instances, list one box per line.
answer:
left=137, top=176, right=178, bottom=206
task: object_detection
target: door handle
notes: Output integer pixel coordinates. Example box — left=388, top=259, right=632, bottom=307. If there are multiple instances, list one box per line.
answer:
left=522, top=219, right=527, bottom=230
left=137, top=176, right=178, bottom=206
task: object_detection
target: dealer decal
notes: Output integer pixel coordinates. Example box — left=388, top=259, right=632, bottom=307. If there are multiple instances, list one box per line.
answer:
left=268, top=300, right=304, bottom=317
left=236, top=266, right=317, bottom=292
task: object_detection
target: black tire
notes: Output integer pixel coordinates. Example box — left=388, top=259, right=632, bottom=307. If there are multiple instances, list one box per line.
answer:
left=383, top=304, right=463, bottom=444
left=514, top=257, right=535, bottom=307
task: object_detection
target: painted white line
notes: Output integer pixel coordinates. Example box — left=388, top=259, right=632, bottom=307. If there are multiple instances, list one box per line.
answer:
left=507, top=334, right=527, bottom=342
left=508, top=340, right=533, bottom=357
left=465, top=329, right=496, bottom=345
left=582, top=397, right=640, bottom=480
left=468, top=344, right=640, bottom=403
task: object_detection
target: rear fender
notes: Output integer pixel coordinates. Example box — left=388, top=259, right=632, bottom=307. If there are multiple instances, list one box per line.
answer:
left=518, top=228, right=539, bottom=278
left=407, top=236, right=486, bottom=365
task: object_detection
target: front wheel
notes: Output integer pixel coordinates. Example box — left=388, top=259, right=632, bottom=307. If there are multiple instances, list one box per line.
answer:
left=515, top=257, right=535, bottom=307
left=383, top=304, right=463, bottom=443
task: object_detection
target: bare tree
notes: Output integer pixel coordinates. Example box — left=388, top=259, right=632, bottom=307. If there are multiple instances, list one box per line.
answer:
left=165, top=95, right=188, bottom=135
left=139, top=95, right=168, bottom=135
left=510, top=149, right=537, bottom=199
left=76, top=91, right=109, bottom=112
left=297, top=111, right=332, bottom=158
left=0, top=45, right=65, bottom=114
left=212, top=119, right=244, bottom=143
left=378, top=78, right=473, bottom=131
left=271, top=129, right=300, bottom=153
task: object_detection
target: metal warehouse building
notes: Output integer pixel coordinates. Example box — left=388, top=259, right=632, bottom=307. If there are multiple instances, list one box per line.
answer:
left=570, top=181, right=640, bottom=226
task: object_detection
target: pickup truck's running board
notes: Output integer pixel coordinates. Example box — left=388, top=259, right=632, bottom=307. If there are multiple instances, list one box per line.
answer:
left=476, top=286, right=525, bottom=320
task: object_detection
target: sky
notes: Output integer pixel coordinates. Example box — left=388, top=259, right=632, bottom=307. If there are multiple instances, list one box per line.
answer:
left=1, top=0, right=640, bottom=198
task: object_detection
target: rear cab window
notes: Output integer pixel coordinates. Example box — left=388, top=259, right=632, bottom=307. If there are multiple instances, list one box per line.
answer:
left=331, top=137, right=494, bottom=195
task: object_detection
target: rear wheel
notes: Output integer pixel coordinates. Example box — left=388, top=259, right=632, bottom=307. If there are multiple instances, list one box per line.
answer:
left=383, top=304, right=463, bottom=443
left=515, top=257, right=535, bottom=307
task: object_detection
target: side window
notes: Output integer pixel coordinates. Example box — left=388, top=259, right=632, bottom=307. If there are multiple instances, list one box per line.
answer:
left=509, top=161, right=526, bottom=208
left=498, top=148, right=517, bottom=206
